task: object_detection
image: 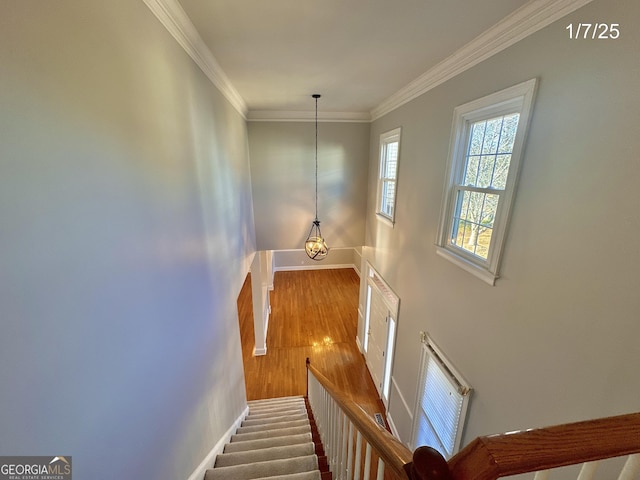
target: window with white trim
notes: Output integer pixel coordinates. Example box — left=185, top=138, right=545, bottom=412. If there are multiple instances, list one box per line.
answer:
left=377, top=128, right=401, bottom=223
left=412, top=334, right=472, bottom=459
left=436, top=79, right=537, bottom=285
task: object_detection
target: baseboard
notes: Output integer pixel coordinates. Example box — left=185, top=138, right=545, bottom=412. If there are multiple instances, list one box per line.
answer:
left=274, top=263, right=358, bottom=273
left=186, top=405, right=249, bottom=480
left=272, top=247, right=361, bottom=273
left=355, top=335, right=363, bottom=354
left=386, top=411, right=401, bottom=440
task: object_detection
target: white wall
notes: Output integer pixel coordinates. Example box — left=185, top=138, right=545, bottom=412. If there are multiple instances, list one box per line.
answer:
left=248, top=121, right=370, bottom=250
left=362, top=0, right=640, bottom=448
left=0, top=2, right=255, bottom=479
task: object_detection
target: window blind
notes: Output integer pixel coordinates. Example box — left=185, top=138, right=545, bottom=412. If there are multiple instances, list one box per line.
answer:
left=414, top=338, right=471, bottom=459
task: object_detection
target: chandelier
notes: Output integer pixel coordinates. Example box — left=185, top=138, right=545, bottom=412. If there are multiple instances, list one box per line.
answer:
left=304, top=94, right=329, bottom=260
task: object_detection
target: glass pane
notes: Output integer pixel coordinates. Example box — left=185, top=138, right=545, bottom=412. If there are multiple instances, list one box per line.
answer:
left=492, top=154, right=511, bottom=190
left=498, top=114, right=520, bottom=153
left=477, top=155, right=495, bottom=188
left=381, top=180, right=395, bottom=216
left=384, top=141, right=398, bottom=178
left=451, top=190, right=499, bottom=260
left=468, top=122, right=485, bottom=156
left=482, top=117, right=503, bottom=155
left=463, top=154, right=479, bottom=186
left=464, top=113, right=520, bottom=191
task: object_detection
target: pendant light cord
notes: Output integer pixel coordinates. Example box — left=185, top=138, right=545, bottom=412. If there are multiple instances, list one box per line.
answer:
left=314, top=94, right=319, bottom=222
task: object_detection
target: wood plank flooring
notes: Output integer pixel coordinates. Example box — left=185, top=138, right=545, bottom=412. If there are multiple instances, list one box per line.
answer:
left=237, top=268, right=386, bottom=418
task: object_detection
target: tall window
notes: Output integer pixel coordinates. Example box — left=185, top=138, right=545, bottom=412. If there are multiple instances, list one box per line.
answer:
left=436, top=79, right=537, bottom=285
left=377, top=128, right=401, bottom=223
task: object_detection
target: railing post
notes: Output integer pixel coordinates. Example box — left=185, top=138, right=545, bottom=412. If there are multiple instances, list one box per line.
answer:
left=306, top=357, right=310, bottom=398
left=404, top=446, right=453, bottom=480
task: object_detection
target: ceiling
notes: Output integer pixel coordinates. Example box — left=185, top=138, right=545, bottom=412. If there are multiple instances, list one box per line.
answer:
left=177, top=0, right=532, bottom=117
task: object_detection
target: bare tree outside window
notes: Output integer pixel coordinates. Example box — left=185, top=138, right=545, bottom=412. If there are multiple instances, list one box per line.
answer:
left=451, top=114, right=519, bottom=259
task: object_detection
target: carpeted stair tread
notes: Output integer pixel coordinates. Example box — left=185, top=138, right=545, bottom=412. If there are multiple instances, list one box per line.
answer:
left=231, top=424, right=311, bottom=443
left=223, top=433, right=313, bottom=453
left=204, top=454, right=318, bottom=480
left=215, top=442, right=315, bottom=467
left=206, top=396, right=328, bottom=480
left=236, top=419, right=310, bottom=434
left=245, top=408, right=308, bottom=420
left=242, top=413, right=309, bottom=427
left=247, top=403, right=306, bottom=412
left=248, top=402, right=306, bottom=412
left=247, top=395, right=304, bottom=405
left=254, top=471, right=322, bottom=480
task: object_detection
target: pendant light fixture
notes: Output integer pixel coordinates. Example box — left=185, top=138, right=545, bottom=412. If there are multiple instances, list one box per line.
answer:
left=305, top=94, right=329, bottom=260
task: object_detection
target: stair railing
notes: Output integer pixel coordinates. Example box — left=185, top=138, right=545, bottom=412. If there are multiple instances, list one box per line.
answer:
left=419, top=411, right=640, bottom=480
left=306, top=358, right=417, bottom=479
left=306, top=358, right=640, bottom=480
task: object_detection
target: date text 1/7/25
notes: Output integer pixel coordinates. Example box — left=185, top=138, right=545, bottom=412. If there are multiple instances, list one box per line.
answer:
left=566, top=23, right=620, bottom=39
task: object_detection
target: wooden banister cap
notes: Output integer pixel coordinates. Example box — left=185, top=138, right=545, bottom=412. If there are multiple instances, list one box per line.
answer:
left=408, top=446, right=453, bottom=480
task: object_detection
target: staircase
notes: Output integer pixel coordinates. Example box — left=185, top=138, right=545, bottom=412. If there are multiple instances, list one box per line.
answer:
left=204, top=396, right=331, bottom=480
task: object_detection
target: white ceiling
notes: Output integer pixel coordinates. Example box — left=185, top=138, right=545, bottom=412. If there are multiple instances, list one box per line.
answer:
left=177, top=0, right=532, bottom=117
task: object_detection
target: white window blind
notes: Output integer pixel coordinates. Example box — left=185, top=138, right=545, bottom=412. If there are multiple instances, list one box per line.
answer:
left=413, top=336, right=471, bottom=459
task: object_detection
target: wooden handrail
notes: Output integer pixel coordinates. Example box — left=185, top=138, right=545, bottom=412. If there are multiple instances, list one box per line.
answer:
left=306, top=358, right=415, bottom=479
left=307, top=356, right=640, bottom=480
left=445, top=412, right=640, bottom=480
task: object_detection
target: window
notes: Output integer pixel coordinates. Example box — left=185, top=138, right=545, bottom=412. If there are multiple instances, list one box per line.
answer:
left=436, top=79, right=537, bottom=285
left=412, top=334, right=471, bottom=459
left=377, top=128, right=401, bottom=223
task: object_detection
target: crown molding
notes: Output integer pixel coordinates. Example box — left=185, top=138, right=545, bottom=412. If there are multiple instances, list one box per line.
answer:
left=247, top=110, right=371, bottom=123
left=143, top=0, right=248, bottom=118
left=370, top=0, right=594, bottom=121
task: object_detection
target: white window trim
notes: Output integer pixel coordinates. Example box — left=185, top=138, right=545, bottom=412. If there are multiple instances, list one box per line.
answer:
left=411, top=333, right=472, bottom=458
left=436, top=79, right=537, bottom=285
left=376, top=127, right=402, bottom=225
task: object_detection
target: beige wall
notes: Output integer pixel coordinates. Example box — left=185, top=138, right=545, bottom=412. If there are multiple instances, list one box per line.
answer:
left=0, top=2, right=255, bottom=479
left=362, top=0, right=640, bottom=447
left=248, top=121, right=370, bottom=250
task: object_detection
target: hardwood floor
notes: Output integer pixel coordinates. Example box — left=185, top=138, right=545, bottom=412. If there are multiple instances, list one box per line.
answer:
left=237, top=268, right=386, bottom=418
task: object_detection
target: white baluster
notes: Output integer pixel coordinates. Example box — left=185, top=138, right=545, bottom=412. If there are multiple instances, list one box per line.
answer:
left=340, top=414, right=349, bottom=478
left=363, top=442, right=372, bottom=480
left=618, top=454, right=640, bottom=480
left=346, top=422, right=354, bottom=480
left=577, top=461, right=599, bottom=480
left=533, top=470, right=550, bottom=480
left=353, top=431, right=362, bottom=480
left=329, top=399, right=336, bottom=472
left=376, top=457, right=385, bottom=480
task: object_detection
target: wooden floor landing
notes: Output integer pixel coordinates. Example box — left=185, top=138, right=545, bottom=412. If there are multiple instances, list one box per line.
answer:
left=237, top=268, right=386, bottom=417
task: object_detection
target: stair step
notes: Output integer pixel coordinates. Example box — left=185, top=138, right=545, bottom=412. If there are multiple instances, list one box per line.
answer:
left=215, top=442, right=315, bottom=467
left=224, top=433, right=313, bottom=453
left=249, top=402, right=306, bottom=412
left=231, top=425, right=311, bottom=443
left=256, top=472, right=322, bottom=480
left=247, top=396, right=305, bottom=408
left=242, top=413, right=309, bottom=427
left=207, top=396, right=328, bottom=480
left=236, top=419, right=310, bottom=434
left=245, top=408, right=308, bottom=420
left=204, top=454, right=318, bottom=480
left=249, top=400, right=306, bottom=409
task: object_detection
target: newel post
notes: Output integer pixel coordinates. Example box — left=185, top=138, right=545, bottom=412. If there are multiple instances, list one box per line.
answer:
left=305, top=357, right=310, bottom=398
left=404, top=446, right=453, bottom=480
